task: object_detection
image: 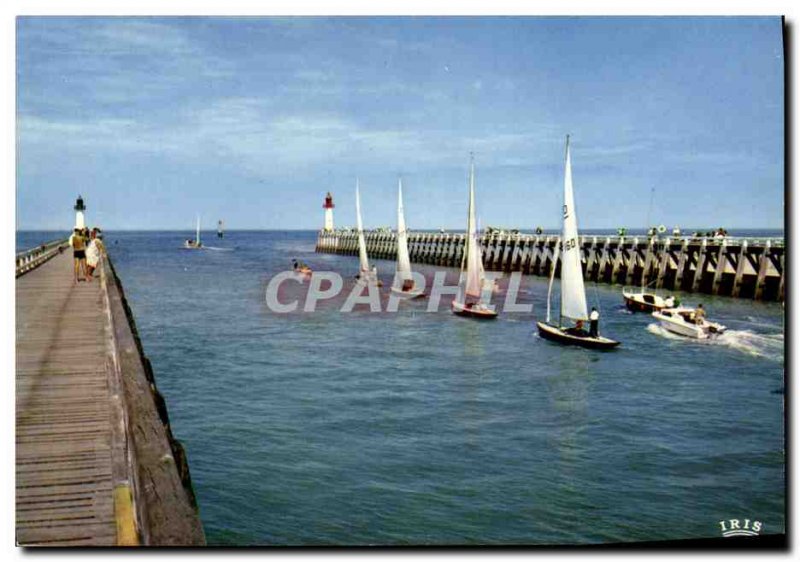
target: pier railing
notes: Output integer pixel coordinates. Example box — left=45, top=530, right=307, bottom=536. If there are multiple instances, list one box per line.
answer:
left=316, top=230, right=785, bottom=302
left=15, top=237, right=70, bottom=277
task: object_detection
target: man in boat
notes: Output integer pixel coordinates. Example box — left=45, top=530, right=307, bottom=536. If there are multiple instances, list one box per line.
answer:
left=693, top=303, right=707, bottom=324
left=589, top=307, right=600, bottom=337
left=566, top=320, right=587, bottom=337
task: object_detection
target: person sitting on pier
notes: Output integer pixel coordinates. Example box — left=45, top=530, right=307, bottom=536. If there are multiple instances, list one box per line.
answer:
left=693, top=303, right=707, bottom=325
left=68, top=227, right=87, bottom=283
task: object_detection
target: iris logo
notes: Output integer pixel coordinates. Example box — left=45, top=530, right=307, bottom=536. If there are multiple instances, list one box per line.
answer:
left=719, top=518, right=762, bottom=537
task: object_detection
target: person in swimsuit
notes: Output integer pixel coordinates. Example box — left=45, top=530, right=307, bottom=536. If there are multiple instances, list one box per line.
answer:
left=68, top=228, right=87, bottom=282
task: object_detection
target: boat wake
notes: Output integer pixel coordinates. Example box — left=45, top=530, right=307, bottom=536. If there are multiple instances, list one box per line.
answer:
left=202, top=246, right=234, bottom=251
left=646, top=323, right=783, bottom=360
left=646, top=323, right=686, bottom=341
left=715, top=330, right=783, bottom=361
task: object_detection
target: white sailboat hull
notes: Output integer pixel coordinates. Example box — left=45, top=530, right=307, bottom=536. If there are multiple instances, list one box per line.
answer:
left=651, top=307, right=726, bottom=339
left=451, top=300, right=497, bottom=319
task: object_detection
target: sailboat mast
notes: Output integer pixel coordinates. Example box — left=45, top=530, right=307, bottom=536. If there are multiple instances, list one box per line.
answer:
left=196, top=215, right=200, bottom=245
left=356, top=178, right=370, bottom=273
left=642, top=186, right=655, bottom=292
left=462, top=155, right=475, bottom=273
left=559, top=136, right=569, bottom=329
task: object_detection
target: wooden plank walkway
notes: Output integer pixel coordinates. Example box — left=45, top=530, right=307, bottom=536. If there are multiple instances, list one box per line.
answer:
left=16, top=251, right=117, bottom=546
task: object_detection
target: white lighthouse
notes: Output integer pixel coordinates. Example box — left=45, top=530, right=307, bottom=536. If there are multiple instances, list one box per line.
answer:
left=74, top=195, right=86, bottom=229
left=323, top=192, right=335, bottom=231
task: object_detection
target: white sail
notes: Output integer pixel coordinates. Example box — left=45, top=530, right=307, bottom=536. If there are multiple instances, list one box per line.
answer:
left=394, top=179, right=413, bottom=289
left=196, top=215, right=201, bottom=245
left=461, top=158, right=484, bottom=301
left=355, top=180, right=370, bottom=274
left=559, top=137, right=589, bottom=323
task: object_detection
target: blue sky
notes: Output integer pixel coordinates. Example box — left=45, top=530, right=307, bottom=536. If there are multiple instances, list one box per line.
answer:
left=16, top=16, right=784, bottom=231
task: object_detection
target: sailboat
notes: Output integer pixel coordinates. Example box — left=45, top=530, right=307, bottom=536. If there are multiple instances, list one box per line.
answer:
left=451, top=156, right=497, bottom=319
left=391, top=178, right=424, bottom=298
left=217, top=219, right=224, bottom=238
left=183, top=216, right=203, bottom=249
left=354, top=180, right=382, bottom=287
left=622, top=187, right=676, bottom=312
left=537, top=136, right=619, bottom=349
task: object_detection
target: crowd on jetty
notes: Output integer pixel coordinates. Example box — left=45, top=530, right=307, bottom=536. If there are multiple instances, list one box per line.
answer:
left=67, top=226, right=106, bottom=283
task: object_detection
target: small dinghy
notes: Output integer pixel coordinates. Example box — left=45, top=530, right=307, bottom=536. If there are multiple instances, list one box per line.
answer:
left=354, top=180, right=382, bottom=288
left=451, top=156, right=497, bottom=319
left=292, top=259, right=312, bottom=278
left=651, top=307, right=726, bottom=339
left=536, top=136, right=619, bottom=350
left=390, top=178, right=424, bottom=299
left=183, top=216, right=204, bottom=249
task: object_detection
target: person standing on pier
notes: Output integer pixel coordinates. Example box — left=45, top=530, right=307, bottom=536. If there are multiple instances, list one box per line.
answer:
left=68, top=227, right=87, bottom=282
left=86, top=228, right=106, bottom=281
left=589, top=307, right=600, bottom=337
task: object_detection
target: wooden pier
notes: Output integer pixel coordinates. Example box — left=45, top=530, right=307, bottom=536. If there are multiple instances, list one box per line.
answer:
left=16, top=246, right=205, bottom=546
left=316, top=230, right=785, bottom=301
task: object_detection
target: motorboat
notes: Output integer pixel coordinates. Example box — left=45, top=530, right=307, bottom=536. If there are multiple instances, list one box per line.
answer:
left=622, top=288, right=676, bottom=313
left=651, top=307, right=726, bottom=339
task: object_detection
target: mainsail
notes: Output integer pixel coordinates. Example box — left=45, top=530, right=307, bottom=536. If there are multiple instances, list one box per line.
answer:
left=460, top=158, right=485, bottom=301
left=196, top=215, right=201, bottom=246
left=559, top=136, right=589, bottom=323
left=394, top=178, right=413, bottom=289
left=355, top=180, right=370, bottom=274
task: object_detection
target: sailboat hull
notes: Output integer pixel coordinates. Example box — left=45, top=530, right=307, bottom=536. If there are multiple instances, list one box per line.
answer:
left=536, top=322, right=620, bottom=350
left=451, top=300, right=498, bottom=319
left=390, top=286, right=425, bottom=299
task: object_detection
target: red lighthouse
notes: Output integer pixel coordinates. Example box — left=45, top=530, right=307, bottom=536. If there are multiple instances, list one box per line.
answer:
left=323, top=192, right=335, bottom=231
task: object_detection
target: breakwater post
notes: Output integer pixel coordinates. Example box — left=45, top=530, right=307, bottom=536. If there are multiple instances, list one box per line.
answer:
left=316, top=230, right=785, bottom=301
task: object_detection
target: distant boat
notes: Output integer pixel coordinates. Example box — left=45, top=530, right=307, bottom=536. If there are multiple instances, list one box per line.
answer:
left=451, top=156, right=497, bottom=319
left=354, top=180, right=382, bottom=287
left=391, top=178, right=424, bottom=298
left=183, top=216, right=203, bottom=249
left=622, top=187, right=675, bottom=312
left=292, top=258, right=312, bottom=278
left=536, top=136, right=619, bottom=350
left=622, top=289, right=676, bottom=313
left=217, top=219, right=224, bottom=238
left=652, top=307, right=726, bottom=339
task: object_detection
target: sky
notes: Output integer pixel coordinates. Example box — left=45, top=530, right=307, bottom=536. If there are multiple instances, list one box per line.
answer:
left=16, top=16, right=784, bottom=231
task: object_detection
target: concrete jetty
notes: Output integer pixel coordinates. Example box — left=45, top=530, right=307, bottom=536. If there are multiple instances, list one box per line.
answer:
left=16, top=244, right=204, bottom=546
left=316, top=230, right=785, bottom=302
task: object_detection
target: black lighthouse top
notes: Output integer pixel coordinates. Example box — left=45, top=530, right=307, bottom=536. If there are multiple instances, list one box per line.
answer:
left=74, top=195, right=86, bottom=211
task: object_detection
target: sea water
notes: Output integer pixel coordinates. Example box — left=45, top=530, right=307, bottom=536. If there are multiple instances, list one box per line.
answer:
left=17, top=230, right=785, bottom=544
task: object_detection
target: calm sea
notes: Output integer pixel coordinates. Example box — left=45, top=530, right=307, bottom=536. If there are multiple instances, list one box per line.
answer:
left=17, top=230, right=785, bottom=545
